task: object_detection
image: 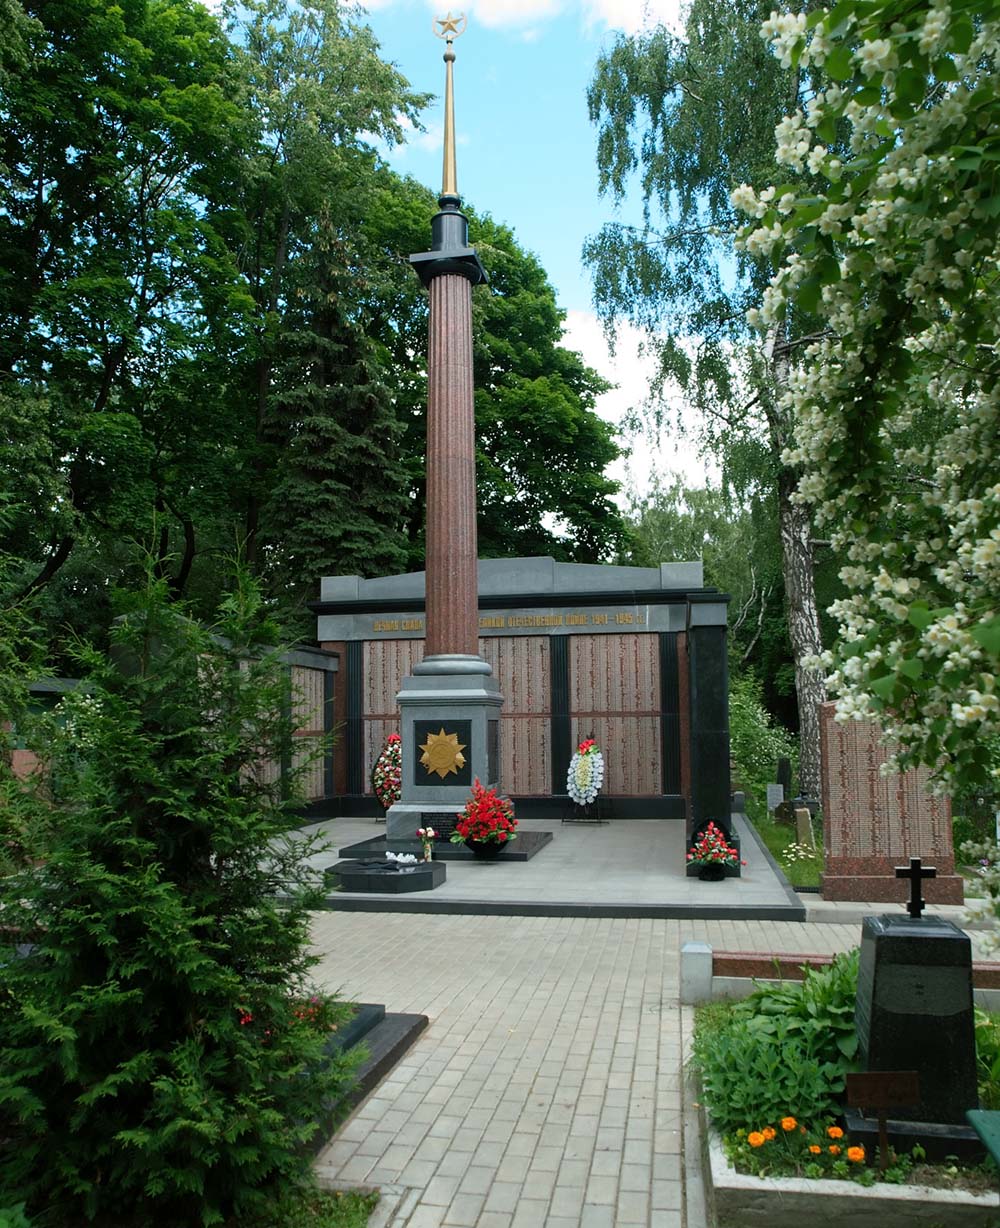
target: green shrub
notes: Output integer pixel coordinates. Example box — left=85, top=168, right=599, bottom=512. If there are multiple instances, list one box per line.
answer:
left=728, top=672, right=798, bottom=818
left=0, top=573, right=359, bottom=1226
left=692, top=949, right=860, bottom=1134
left=0, top=1206, right=32, bottom=1228
left=975, top=1009, right=1000, bottom=1110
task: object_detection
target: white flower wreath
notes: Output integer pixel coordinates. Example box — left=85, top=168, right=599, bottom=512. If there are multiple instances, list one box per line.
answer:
left=567, top=740, right=605, bottom=806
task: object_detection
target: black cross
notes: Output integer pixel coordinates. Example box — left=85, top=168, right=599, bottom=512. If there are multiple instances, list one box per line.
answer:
left=895, top=857, right=936, bottom=919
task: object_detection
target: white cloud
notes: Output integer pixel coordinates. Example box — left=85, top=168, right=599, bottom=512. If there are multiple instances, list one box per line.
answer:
left=561, top=310, right=715, bottom=502
left=582, top=0, right=686, bottom=35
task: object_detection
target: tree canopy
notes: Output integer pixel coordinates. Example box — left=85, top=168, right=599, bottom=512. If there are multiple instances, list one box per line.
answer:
left=0, top=0, right=626, bottom=652
left=736, top=0, right=1000, bottom=788
left=586, top=0, right=828, bottom=794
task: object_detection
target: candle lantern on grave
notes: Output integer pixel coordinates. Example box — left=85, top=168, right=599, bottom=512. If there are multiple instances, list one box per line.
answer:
left=385, top=12, right=503, bottom=848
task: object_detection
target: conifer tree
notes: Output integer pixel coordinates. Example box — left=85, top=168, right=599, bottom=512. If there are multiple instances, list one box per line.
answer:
left=0, top=570, right=358, bottom=1225
left=261, top=214, right=409, bottom=616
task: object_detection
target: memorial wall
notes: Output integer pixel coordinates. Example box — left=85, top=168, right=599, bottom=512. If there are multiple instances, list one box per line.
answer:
left=311, top=557, right=731, bottom=821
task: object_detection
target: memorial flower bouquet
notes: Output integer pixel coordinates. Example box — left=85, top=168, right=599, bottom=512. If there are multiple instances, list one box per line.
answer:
left=450, top=778, right=518, bottom=845
left=686, top=821, right=741, bottom=867
left=567, top=737, right=605, bottom=805
left=372, top=732, right=402, bottom=811
left=416, top=826, right=436, bottom=860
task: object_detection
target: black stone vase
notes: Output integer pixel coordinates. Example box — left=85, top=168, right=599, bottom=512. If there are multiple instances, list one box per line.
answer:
left=465, top=838, right=508, bottom=860
left=697, top=862, right=727, bottom=882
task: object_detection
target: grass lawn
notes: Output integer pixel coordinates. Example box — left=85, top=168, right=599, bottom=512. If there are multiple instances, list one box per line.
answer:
left=749, top=811, right=824, bottom=888
left=252, top=1189, right=378, bottom=1228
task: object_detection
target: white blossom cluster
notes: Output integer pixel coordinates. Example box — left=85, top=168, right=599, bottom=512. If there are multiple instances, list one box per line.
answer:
left=734, top=2, right=1000, bottom=790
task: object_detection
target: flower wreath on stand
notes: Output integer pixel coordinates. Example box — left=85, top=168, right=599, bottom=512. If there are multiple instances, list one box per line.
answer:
left=371, top=732, right=402, bottom=817
left=567, top=737, right=605, bottom=808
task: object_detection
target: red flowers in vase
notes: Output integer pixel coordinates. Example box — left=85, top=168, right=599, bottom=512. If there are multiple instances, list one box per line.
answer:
left=450, top=778, right=518, bottom=845
left=686, top=821, right=742, bottom=867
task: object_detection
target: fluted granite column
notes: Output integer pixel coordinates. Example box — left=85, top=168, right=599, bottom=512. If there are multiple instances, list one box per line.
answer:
left=425, top=272, right=478, bottom=658
left=384, top=20, right=502, bottom=847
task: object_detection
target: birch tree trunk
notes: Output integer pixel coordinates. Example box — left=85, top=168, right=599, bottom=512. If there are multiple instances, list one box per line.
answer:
left=768, top=328, right=825, bottom=799
left=776, top=471, right=825, bottom=798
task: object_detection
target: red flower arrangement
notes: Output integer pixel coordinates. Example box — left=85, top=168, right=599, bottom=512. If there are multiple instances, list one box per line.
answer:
left=449, top=778, right=518, bottom=845
left=686, top=821, right=743, bottom=867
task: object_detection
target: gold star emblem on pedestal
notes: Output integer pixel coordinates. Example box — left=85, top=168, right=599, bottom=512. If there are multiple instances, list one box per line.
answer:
left=419, top=728, right=467, bottom=778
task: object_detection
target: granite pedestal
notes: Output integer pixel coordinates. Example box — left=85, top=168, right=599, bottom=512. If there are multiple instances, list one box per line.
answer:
left=330, top=859, right=446, bottom=893
left=385, top=654, right=503, bottom=849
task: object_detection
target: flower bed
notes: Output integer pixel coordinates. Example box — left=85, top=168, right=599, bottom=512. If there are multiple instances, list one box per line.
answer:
left=703, top=1118, right=999, bottom=1228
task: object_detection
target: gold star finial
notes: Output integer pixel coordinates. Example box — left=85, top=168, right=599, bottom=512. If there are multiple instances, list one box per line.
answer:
left=433, top=11, right=466, bottom=41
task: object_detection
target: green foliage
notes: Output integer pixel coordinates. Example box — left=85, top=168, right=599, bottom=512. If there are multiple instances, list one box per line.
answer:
left=740, top=0, right=1000, bottom=788
left=975, top=1010, right=1000, bottom=1111
left=586, top=0, right=830, bottom=796
left=0, top=570, right=360, bottom=1226
left=251, top=1188, right=378, bottom=1228
left=360, top=173, right=628, bottom=568
left=692, top=949, right=860, bottom=1134
left=1, top=3, right=627, bottom=652
left=728, top=672, right=798, bottom=813
left=0, top=1207, right=32, bottom=1228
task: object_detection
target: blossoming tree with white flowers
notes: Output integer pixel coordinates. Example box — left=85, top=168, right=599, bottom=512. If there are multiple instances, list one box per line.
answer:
left=734, top=0, right=1000, bottom=788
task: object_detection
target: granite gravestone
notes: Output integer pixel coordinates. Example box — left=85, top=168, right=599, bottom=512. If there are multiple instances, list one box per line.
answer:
left=776, top=756, right=793, bottom=796
left=850, top=860, right=980, bottom=1157
left=766, top=783, right=784, bottom=813
left=819, top=702, right=962, bottom=901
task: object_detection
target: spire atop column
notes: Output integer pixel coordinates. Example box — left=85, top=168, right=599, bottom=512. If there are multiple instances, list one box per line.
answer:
left=433, top=12, right=466, bottom=202
left=412, top=14, right=486, bottom=286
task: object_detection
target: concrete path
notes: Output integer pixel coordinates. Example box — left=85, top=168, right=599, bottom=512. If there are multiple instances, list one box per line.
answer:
left=307, top=817, right=995, bottom=1226
left=310, top=909, right=995, bottom=1228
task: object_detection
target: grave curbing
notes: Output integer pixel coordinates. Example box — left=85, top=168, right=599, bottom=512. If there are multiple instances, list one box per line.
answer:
left=702, top=1112, right=1000, bottom=1228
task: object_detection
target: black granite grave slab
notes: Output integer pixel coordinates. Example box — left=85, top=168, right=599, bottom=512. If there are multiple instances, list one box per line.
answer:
left=856, top=914, right=978, bottom=1126
left=337, top=829, right=553, bottom=862
left=329, top=859, right=446, bottom=893
left=309, top=1004, right=428, bottom=1153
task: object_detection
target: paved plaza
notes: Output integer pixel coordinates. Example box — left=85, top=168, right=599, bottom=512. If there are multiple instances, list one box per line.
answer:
left=308, top=818, right=993, bottom=1227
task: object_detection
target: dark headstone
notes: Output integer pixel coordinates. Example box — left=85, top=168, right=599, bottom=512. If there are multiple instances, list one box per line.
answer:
left=855, top=914, right=978, bottom=1125
left=773, top=799, right=796, bottom=827
left=731, top=791, right=747, bottom=816
left=776, top=757, right=793, bottom=795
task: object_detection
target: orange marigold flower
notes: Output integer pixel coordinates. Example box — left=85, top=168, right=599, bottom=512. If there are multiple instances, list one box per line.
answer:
left=762, top=1127, right=776, bottom=1140
left=781, top=1116, right=797, bottom=1132
left=827, top=1126, right=844, bottom=1140
left=829, top=1145, right=841, bottom=1155
left=748, top=1132, right=766, bottom=1148
left=847, top=1146, right=865, bottom=1163
left=808, top=1144, right=822, bottom=1154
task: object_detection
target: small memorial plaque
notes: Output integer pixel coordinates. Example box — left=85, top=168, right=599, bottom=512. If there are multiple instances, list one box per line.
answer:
left=421, top=811, right=459, bottom=840
left=766, top=783, right=784, bottom=812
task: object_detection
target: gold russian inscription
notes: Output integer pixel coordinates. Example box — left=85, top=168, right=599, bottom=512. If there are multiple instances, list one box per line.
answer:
left=373, top=619, right=401, bottom=632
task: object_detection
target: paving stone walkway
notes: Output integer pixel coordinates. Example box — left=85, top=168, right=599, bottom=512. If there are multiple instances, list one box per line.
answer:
left=311, top=911, right=956, bottom=1227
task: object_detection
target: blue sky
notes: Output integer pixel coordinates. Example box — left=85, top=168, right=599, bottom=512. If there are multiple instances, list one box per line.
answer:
left=359, top=0, right=679, bottom=314
left=358, top=0, right=716, bottom=497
